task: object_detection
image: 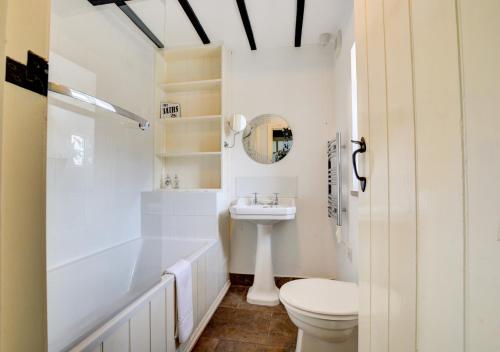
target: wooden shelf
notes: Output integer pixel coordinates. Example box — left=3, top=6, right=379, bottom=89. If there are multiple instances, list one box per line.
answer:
left=157, top=151, right=221, bottom=158
left=160, top=79, right=221, bottom=93
left=163, top=45, right=221, bottom=61
left=159, top=115, right=222, bottom=123
left=156, top=188, right=222, bottom=192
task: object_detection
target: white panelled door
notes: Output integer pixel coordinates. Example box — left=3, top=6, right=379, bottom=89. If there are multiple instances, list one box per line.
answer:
left=354, top=0, right=500, bottom=351
left=458, top=1, right=500, bottom=351
left=354, top=0, right=417, bottom=351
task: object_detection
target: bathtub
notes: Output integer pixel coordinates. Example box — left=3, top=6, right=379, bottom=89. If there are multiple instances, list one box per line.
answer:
left=47, top=237, right=229, bottom=352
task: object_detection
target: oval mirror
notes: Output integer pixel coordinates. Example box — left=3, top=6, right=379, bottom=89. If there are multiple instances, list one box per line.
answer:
left=228, top=113, right=247, bottom=133
left=242, top=114, right=293, bottom=164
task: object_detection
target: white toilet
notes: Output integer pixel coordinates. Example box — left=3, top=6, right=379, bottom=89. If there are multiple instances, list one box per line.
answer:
left=279, top=278, right=358, bottom=352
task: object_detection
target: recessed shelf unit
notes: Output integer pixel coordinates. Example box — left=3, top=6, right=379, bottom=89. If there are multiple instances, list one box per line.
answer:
left=160, top=79, right=221, bottom=93
left=157, top=151, right=222, bottom=158
left=155, top=45, right=227, bottom=190
left=164, top=46, right=222, bottom=83
left=159, top=115, right=221, bottom=123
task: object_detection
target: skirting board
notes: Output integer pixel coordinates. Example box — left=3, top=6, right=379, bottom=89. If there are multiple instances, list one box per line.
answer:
left=229, top=273, right=303, bottom=288
left=183, top=280, right=231, bottom=352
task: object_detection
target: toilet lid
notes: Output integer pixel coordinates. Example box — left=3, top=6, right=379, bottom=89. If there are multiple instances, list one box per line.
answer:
left=279, top=279, right=358, bottom=316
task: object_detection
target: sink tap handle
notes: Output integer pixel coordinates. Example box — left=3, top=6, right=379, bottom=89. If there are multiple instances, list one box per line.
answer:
left=253, top=192, right=258, bottom=204
left=273, top=193, right=279, bottom=205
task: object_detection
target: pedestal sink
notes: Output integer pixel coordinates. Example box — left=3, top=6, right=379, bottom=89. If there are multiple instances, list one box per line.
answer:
left=230, top=197, right=296, bottom=306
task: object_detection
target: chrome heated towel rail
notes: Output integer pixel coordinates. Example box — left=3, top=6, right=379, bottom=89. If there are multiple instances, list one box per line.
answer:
left=328, top=132, right=342, bottom=226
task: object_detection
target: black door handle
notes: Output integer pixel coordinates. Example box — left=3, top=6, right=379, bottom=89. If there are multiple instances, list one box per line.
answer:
left=351, top=137, right=367, bottom=192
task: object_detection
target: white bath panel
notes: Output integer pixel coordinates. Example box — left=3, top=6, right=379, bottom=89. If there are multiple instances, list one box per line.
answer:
left=197, top=254, right=208, bottom=322
left=165, top=284, right=176, bottom=352
left=191, top=261, right=199, bottom=327
left=90, top=343, right=102, bottom=352
left=206, top=244, right=219, bottom=304
left=150, top=290, right=167, bottom=352
left=130, top=304, right=150, bottom=352
left=103, top=322, right=129, bottom=352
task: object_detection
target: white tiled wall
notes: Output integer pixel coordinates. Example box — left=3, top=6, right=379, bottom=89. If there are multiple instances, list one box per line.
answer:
left=46, top=0, right=157, bottom=269
left=141, top=191, right=219, bottom=239
left=235, top=176, right=298, bottom=198
left=47, top=105, right=154, bottom=269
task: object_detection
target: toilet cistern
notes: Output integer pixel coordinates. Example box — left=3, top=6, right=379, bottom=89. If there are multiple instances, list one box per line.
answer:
left=230, top=194, right=296, bottom=306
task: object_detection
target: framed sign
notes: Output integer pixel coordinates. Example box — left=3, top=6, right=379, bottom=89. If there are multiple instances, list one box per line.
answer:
left=160, top=103, right=180, bottom=118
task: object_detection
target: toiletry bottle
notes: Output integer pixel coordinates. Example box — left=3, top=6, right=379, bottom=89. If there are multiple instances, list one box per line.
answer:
left=160, top=174, right=165, bottom=189
left=173, top=174, right=180, bottom=189
left=165, top=174, right=172, bottom=189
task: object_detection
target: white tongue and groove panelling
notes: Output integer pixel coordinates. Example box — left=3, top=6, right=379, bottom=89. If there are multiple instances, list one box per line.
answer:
left=356, top=0, right=500, bottom=350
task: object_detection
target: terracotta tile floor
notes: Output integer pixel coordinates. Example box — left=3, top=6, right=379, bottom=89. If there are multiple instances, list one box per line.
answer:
left=193, top=285, right=298, bottom=352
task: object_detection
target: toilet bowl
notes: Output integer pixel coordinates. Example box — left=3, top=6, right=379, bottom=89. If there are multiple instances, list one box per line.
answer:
left=279, top=279, right=358, bottom=352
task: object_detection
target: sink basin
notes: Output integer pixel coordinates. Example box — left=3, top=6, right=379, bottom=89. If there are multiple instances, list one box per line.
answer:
left=230, top=197, right=296, bottom=306
left=230, top=197, right=296, bottom=224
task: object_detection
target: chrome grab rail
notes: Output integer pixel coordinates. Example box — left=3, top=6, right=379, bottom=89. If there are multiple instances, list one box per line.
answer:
left=48, top=82, right=150, bottom=130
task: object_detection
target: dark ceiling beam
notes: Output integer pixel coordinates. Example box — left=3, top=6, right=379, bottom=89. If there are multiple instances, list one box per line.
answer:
left=177, top=0, right=211, bottom=44
left=236, top=0, right=256, bottom=51
left=115, top=1, right=164, bottom=48
left=88, top=0, right=127, bottom=5
left=294, top=0, right=305, bottom=47
left=88, top=0, right=164, bottom=48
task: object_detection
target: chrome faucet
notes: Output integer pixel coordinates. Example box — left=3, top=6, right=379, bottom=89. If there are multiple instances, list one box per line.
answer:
left=272, top=193, right=279, bottom=206
left=253, top=192, right=259, bottom=205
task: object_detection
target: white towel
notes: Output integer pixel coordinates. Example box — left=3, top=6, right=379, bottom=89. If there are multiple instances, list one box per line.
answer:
left=336, top=225, right=342, bottom=243
left=167, top=259, right=194, bottom=344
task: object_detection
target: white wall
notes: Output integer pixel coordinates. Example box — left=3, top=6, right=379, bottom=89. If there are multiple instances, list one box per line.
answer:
left=229, top=46, right=338, bottom=278
left=331, top=11, right=358, bottom=282
left=47, top=0, right=158, bottom=268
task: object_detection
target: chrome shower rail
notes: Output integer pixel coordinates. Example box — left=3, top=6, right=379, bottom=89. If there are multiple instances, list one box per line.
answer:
left=48, top=82, right=150, bottom=130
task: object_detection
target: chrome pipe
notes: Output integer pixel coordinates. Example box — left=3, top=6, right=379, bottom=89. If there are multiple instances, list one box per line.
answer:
left=48, top=82, right=150, bottom=130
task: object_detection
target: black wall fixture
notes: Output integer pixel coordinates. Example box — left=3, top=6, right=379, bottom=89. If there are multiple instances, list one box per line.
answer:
left=5, top=51, right=49, bottom=96
left=88, top=0, right=164, bottom=48
left=236, top=0, right=256, bottom=50
left=351, top=137, right=367, bottom=192
left=294, top=0, right=305, bottom=47
left=177, top=0, right=210, bottom=45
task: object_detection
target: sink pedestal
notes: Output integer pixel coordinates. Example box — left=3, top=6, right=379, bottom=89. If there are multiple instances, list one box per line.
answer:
left=247, top=223, right=280, bottom=306
left=229, top=197, right=296, bottom=306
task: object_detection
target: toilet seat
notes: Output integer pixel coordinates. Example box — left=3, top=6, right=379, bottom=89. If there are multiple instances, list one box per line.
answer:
left=279, top=279, right=358, bottom=321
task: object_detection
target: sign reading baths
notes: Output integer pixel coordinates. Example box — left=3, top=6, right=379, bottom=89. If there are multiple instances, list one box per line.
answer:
left=161, top=103, right=181, bottom=118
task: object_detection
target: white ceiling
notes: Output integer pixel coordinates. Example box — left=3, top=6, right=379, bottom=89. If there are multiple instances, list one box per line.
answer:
left=53, top=0, right=352, bottom=51
left=164, top=0, right=353, bottom=50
